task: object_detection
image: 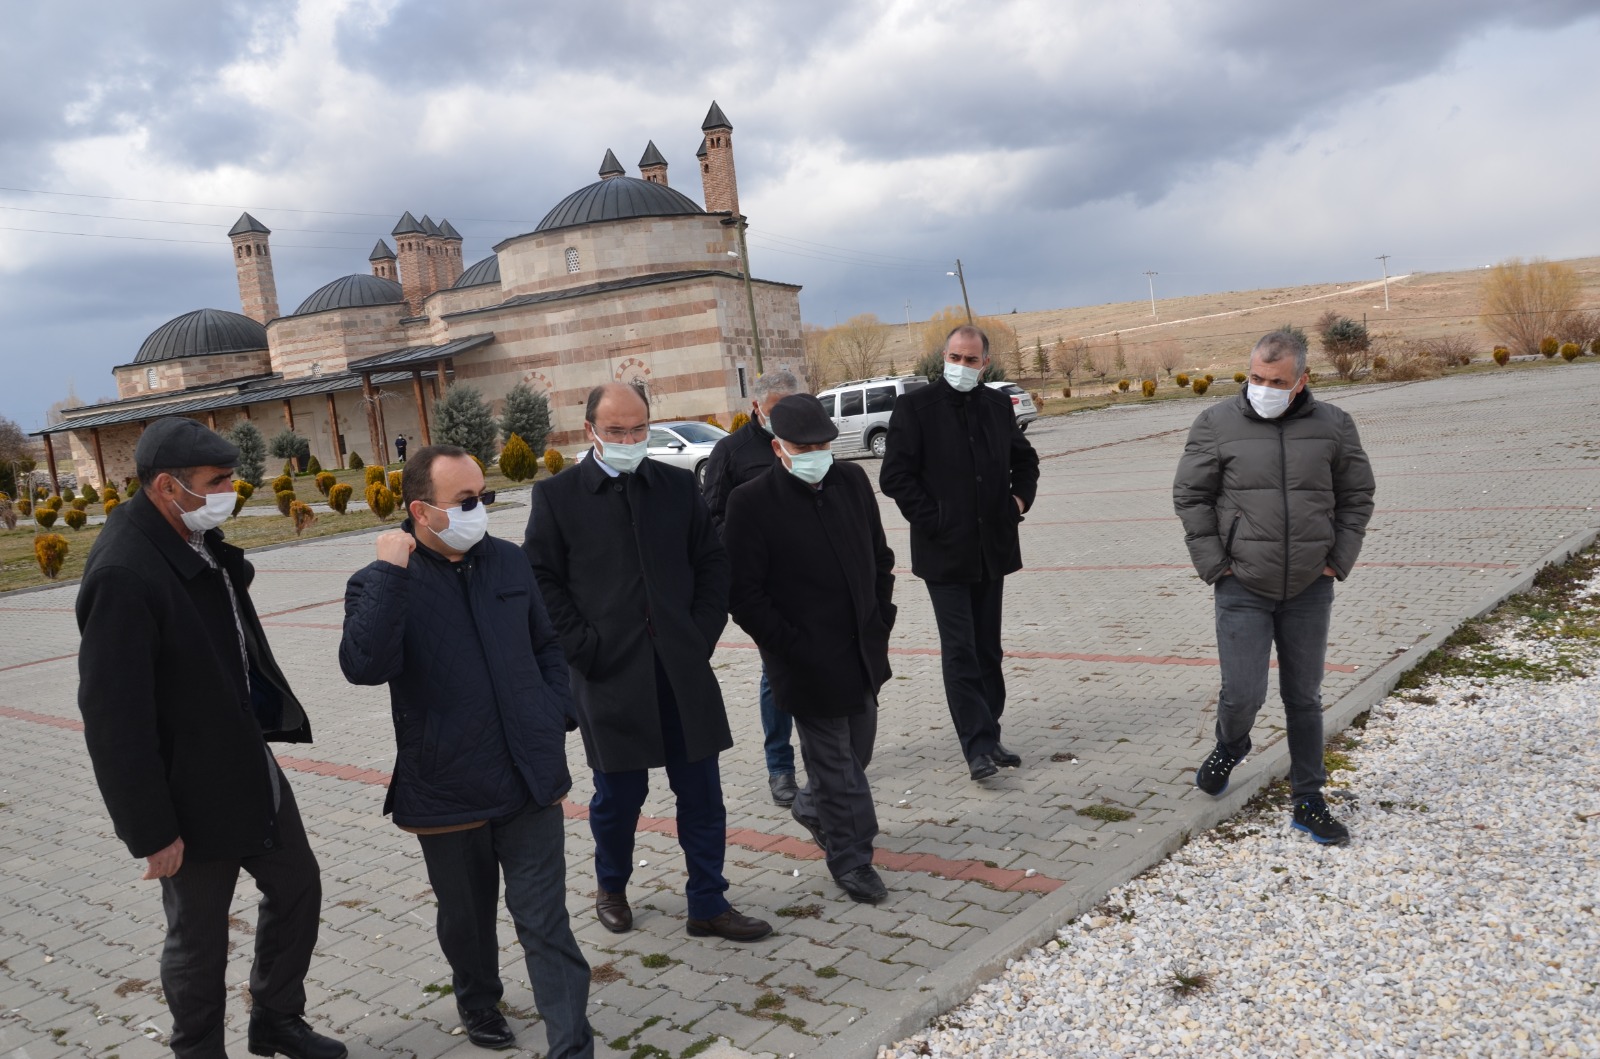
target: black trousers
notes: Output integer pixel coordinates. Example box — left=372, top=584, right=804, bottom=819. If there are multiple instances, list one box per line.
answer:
left=416, top=801, right=593, bottom=1059
left=791, top=700, right=878, bottom=878
left=158, top=774, right=321, bottom=1059
left=925, top=577, right=1007, bottom=761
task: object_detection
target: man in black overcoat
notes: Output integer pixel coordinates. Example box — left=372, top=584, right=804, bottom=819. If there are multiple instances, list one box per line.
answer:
left=524, top=383, right=772, bottom=943
left=879, top=325, right=1041, bottom=781
left=75, top=417, right=343, bottom=1059
left=701, top=367, right=804, bottom=807
left=725, top=395, right=896, bottom=904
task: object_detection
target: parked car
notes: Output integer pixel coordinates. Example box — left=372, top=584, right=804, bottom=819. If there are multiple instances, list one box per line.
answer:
left=575, top=419, right=729, bottom=485
left=986, top=381, right=1039, bottom=431
left=815, top=375, right=931, bottom=458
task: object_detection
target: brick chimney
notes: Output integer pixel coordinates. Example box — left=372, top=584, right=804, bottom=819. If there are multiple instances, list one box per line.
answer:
left=392, top=211, right=428, bottom=314
left=228, top=212, right=279, bottom=323
left=420, top=215, right=446, bottom=300
left=437, top=218, right=465, bottom=288
left=699, top=101, right=738, bottom=216
left=369, top=239, right=397, bottom=282
left=639, top=140, right=668, bottom=185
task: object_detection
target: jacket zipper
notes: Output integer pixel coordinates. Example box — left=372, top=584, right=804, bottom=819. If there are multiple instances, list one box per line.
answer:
left=1278, top=423, right=1290, bottom=599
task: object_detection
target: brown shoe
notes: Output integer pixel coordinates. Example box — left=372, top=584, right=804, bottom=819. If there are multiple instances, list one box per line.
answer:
left=686, top=907, right=773, bottom=942
left=595, top=890, right=632, bottom=933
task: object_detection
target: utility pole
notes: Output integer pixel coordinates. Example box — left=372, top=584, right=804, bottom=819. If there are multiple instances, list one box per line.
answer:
left=949, top=260, right=973, bottom=323
left=724, top=215, right=765, bottom=373
left=1376, top=254, right=1391, bottom=311
left=905, top=300, right=913, bottom=340
left=1143, top=270, right=1159, bottom=318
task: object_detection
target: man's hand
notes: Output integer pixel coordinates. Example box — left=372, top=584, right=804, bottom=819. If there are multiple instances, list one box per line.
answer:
left=141, top=837, right=184, bottom=880
left=1323, top=565, right=1337, bottom=577
left=1014, top=496, right=1025, bottom=514
left=376, top=531, right=415, bottom=568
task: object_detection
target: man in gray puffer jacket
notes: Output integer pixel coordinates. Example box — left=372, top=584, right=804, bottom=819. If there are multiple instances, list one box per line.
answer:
left=1173, top=330, right=1375, bottom=845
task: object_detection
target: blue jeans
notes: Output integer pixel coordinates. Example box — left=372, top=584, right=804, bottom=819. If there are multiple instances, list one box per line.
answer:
left=416, top=801, right=593, bottom=1059
left=759, top=667, right=795, bottom=775
left=1214, top=574, right=1335, bottom=800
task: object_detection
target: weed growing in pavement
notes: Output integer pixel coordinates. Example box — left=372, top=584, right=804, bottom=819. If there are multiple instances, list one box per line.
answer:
left=590, top=961, right=622, bottom=984
left=639, top=953, right=672, bottom=969
left=1077, top=803, right=1136, bottom=823
left=681, top=1037, right=718, bottom=1058
left=814, top=965, right=840, bottom=978
left=420, top=982, right=453, bottom=996
left=775, top=903, right=823, bottom=918
left=1164, top=964, right=1213, bottom=997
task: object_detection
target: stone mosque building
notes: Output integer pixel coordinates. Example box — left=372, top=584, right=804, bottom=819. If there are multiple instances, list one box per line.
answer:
left=36, top=103, right=805, bottom=488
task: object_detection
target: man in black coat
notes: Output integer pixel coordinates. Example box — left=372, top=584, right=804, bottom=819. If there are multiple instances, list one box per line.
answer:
left=879, top=325, right=1041, bottom=781
left=701, top=367, right=804, bottom=807
left=75, top=417, right=344, bottom=1059
left=726, top=395, right=896, bottom=904
left=340, top=445, right=594, bottom=1056
left=524, top=382, right=772, bottom=943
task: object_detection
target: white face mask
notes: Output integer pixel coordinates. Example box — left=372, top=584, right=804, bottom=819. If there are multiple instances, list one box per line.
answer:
left=779, top=441, right=833, bottom=485
left=595, top=435, right=649, bottom=474
left=944, top=361, right=981, bottom=392
left=1247, top=383, right=1296, bottom=419
left=173, top=479, right=236, bottom=532
left=422, top=501, right=489, bottom=552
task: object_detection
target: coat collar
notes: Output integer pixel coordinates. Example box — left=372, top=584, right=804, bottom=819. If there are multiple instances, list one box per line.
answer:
left=124, top=488, right=213, bottom=581
left=401, top=516, right=492, bottom=564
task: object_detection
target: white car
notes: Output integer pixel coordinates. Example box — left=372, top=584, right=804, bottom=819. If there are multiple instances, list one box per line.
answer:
left=986, top=381, right=1039, bottom=430
left=576, top=419, right=729, bottom=485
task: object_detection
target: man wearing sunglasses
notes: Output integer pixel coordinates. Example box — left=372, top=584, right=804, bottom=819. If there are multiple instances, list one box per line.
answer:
left=340, top=444, right=594, bottom=1057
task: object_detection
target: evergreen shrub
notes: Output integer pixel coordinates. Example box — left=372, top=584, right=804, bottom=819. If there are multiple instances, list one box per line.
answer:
left=34, top=534, right=69, bottom=579
left=365, top=483, right=396, bottom=520
left=274, top=489, right=295, bottom=516
left=314, top=472, right=337, bottom=496
left=35, top=508, right=58, bottom=529
left=328, top=483, right=353, bottom=514
left=64, top=509, right=87, bottom=531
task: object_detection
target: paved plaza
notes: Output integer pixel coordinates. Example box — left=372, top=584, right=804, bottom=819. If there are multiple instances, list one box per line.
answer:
left=1, top=366, right=1598, bottom=1059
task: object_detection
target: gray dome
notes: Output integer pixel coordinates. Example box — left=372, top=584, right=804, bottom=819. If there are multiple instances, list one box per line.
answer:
left=294, top=273, right=405, bottom=315
left=454, top=255, right=501, bottom=288
left=135, top=308, right=268, bottom=364
left=535, top=176, right=705, bottom=233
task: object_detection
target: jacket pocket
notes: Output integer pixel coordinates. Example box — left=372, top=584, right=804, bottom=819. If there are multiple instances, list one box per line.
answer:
left=1223, top=514, right=1242, bottom=559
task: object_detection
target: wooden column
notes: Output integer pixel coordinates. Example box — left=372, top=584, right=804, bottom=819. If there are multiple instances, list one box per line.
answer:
left=241, top=404, right=252, bottom=421
left=360, top=373, right=384, bottom=467
left=90, top=428, right=108, bottom=487
left=282, top=400, right=295, bottom=430
left=411, top=371, right=432, bottom=445
left=325, top=393, right=344, bottom=468
left=206, top=411, right=218, bottom=431
left=435, top=359, right=450, bottom=399
left=375, top=392, right=391, bottom=465
left=42, top=434, right=59, bottom=494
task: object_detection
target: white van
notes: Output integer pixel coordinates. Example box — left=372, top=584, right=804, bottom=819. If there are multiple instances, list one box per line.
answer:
left=815, top=375, right=930, bottom=458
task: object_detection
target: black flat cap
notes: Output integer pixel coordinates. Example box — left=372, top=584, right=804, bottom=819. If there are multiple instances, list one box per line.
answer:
left=134, top=417, right=240, bottom=474
left=768, top=393, right=839, bottom=445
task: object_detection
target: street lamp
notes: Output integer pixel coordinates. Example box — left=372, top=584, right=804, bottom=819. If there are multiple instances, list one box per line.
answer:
left=1143, top=270, right=1159, bottom=318
left=722, top=216, right=765, bottom=373
left=947, top=260, right=973, bottom=323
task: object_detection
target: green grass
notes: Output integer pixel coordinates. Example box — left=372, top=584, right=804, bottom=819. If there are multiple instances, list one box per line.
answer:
left=774, top=904, right=823, bottom=919
left=1076, top=803, right=1136, bottom=823
left=639, top=953, right=672, bottom=969
left=813, top=965, right=839, bottom=979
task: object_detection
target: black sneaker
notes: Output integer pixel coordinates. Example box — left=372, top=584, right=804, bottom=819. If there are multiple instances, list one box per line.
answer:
left=1292, top=795, right=1350, bottom=846
left=1194, top=740, right=1248, bottom=796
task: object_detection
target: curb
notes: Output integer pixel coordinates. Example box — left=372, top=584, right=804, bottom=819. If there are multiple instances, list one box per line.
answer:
left=813, top=520, right=1600, bottom=1059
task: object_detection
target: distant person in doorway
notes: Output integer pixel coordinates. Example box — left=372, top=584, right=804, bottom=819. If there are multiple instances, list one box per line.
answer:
left=395, top=434, right=408, bottom=463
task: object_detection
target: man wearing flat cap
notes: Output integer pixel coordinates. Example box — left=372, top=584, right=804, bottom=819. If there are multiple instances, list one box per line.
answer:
left=725, top=394, right=897, bottom=904
left=76, top=416, right=342, bottom=1059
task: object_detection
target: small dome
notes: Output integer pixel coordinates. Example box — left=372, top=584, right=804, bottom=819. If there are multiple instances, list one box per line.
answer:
left=294, top=274, right=405, bottom=316
left=454, top=255, right=501, bottom=288
left=534, top=176, right=705, bottom=233
left=135, top=308, right=268, bottom=364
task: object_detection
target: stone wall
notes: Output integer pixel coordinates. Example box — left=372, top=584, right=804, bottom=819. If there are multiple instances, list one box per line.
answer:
left=495, top=215, right=737, bottom=298
left=268, top=305, right=419, bottom=377
left=114, top=350, right=273, bottom=399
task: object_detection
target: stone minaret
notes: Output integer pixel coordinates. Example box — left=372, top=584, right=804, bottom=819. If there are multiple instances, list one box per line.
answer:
left=437, top=218, right=465, bottom=288
left=229, top=212, right=279, bottom=323
left=420, top=215, right=445, bottom=298
left=598, top=149, right=625, bottom=181
left=369, top=239, right=397, bottom=282
left=392, top=212, right=428, bottom=314
left=699, top=101, right=739, bottom=216
left=639, top=141, right=668, bottom=185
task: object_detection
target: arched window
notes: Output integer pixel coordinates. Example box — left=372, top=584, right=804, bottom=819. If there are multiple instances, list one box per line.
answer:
left=565, top=247, right=580, bottom=274
left=146, top=368, right=157, bottom=389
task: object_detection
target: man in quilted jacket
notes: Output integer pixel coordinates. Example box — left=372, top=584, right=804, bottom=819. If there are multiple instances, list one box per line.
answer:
left=340, top=445, right=593, bottom=1057
left=1173, top=330, right=1375, bottom=846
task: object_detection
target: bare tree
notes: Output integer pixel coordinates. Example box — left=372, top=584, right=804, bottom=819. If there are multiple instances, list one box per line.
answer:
left=1480, top=258, right=1579, bottom=357
left=1155, top=340, right=1185, bottom=379
left=800, top=323, right=831, bottom=390
left=826, top=314, right=891, bottom=381
left=1132, top=348, right=1162, bottom=382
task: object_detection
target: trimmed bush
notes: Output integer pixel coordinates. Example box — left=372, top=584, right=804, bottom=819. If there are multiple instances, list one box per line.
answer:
left=269, top=429, right=308, bottom=460
left=64, top=509, right=88, bottom=531
left=1061, top=386, right=1072, bottom=398
left=70, top=497, right=89, bottom=511
left=544, top=448, right=566, bottom=475
left=348, top=451, right=364, bottom=470
left=314, top=471, right=337, bottom=496
left=81, top=483, right=99, bottom=504
left=1492, top=346, right=1510, bottom=366
left=387, top=470, right=403, bottom=499
left=0, top=497, right=14, bottom=532
left=1560, top=342, right=1581, bottom=362
left=61, top=484, right=76, bottom=503
left=499, top=433, right=538, bottom=482
left=34, top=534, right=69, bottom=579
left=730, top=411, right=750, bottom=432
left=125, top=479, right=139, bottom=498
left=235, top=480, right=255, bottom=501
left=34, top=486, right=46, bottom=500
left=35, top=508, right=58, bottom=529
left=1175, top=373, right=1190, bottom=388
left=17, top=498, right=32, bottom=517
left=102, top=497, right=118, bottom=516
left=328, top=482, right=353, bottom=514
left=364, top=465, right=385, bottom=486
left=1540, top=336, right=1559, bottom=358
left=1141, top=379, right=1157, bottom=397
left=1117, top=379, right=1131, bottom=392
left=365, top=483, right=397, bottom=520
left=290, top=500, right=317, bottom=535
left=45, top=495, right=63, bottom=511
left=1204, top=374, right=1215, bottom=383
left=306, top=455, right=323, bottom=475
left=1234, top=372, right=1247, bottom=384
left=1192, top=378, right=1211, bottom=395
left=274, top=489, right=296, bottom=517
left=1371, top=355, right=1389, bottom=373
left=271, top=474, right=293, bottom=494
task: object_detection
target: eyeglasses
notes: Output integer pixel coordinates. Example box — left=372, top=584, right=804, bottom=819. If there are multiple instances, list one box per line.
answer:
left=426, top=491, right=496, bottom=512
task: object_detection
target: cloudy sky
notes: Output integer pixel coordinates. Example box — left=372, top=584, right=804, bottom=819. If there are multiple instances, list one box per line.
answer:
left=4, top=0, right=1598, bottom=429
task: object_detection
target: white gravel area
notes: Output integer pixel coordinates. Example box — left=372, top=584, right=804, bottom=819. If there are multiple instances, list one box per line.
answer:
left=885, top=573, right=1600, bottom=1058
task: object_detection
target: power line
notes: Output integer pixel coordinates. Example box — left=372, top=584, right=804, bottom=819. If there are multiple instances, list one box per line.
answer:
left=0, top=184, right=530, bottom=224
left=0, top=225, right=367, bottom=250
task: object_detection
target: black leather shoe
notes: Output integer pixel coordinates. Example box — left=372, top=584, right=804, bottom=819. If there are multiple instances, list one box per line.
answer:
left=790, top=803, right=829, bottom=855
left=247, top=1008, right=347, bottom=1059
left=992, top=743, right=1022, bottom=768
left=768, top=770, right=799, bottom=806
left=687, top=907, right=773, bottom=942
left=968, top=753, right=999, bottom=780
left=596, top=889, right=632, bottom=933
left=458, top=1007, right=516, bottom=1050
left=834, top=865, right=888, bottom=904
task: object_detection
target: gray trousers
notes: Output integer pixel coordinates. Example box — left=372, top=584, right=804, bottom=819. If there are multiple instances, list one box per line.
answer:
left=1214, top=573, right=1335, bottom=800
left=158, top=774, right=320, bottom=1059
left=416, top=800, right=594, bottom=1059
left=792, top=701, right=879, bottom=878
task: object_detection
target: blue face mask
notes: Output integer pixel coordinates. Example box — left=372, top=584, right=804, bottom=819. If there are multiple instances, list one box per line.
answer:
left=780, top=441, right=833, bottom=485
